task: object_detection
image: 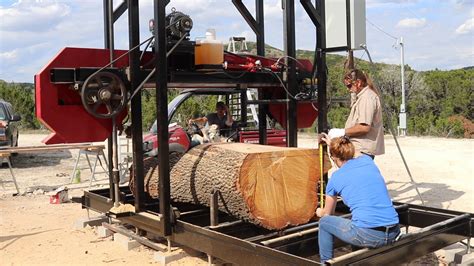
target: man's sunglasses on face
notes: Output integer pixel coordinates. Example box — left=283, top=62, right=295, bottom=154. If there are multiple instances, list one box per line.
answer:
left=344, top=78, right=353, bottom=89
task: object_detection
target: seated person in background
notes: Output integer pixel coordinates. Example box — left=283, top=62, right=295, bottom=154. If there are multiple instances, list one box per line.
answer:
left=316, top=135, right=399, bottom=263
left=189, top=101, right=234, bottom=138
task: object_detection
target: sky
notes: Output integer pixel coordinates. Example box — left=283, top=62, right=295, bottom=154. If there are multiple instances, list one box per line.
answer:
left=0, top=0, right=473, bottom=82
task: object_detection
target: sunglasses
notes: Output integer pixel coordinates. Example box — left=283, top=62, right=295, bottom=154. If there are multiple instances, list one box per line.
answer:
left=344, top=80, right=353, bottom=89
left=344, top=78, right=358, bottom=89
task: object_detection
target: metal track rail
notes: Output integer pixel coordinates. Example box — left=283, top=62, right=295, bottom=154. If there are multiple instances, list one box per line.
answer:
left=81, top=188, right=473, bottom=265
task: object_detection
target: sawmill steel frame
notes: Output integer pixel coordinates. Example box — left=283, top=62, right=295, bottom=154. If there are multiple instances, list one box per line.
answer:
left=81, top=187, right=473, bottom=265
left=102, top=0, right=314, bottom=230
left=82, top=0, right=474, bottom=264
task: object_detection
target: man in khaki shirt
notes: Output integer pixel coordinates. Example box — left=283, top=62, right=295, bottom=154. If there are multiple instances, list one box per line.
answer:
left=323, top=69, right=384, bottom=158
left=344, top=85, right=384, bottom=156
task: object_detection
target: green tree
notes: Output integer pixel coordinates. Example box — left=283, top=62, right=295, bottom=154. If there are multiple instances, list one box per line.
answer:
left=0, top=81, right=40, bottom=129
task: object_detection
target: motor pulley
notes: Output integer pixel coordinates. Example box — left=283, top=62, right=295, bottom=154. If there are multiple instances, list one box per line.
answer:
left=81, top=71, right=127, bottom=119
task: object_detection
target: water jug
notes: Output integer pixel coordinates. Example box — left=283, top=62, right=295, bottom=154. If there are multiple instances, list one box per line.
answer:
left=195, top=29, right=223, bottom=69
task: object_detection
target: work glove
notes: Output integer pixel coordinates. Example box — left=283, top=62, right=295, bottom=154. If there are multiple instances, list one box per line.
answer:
left=328, top=128, right=345, bottom=139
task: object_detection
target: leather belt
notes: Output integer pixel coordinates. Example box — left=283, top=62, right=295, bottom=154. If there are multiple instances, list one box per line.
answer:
left=370, top=225, right=398, bottom=232
left=360, top=152, right=375, bottom=159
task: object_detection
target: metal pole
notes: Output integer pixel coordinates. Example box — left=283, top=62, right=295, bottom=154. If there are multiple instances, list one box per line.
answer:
left=112, top=117, right=120, bottom=207
left=283, top=0, right=298, bottom=147
left=406, top=213, right=470, bottom=236
left=399, top=37, right=407, bottom=136
left=103, top=0, right=115, bottom=201
left=154, top=0, right=171, bottom=236
left=256, top=0, right=268, bottom=145
left=107, top=0, right=114, bottom=66
left=240, top=86, right=248, bottom=125
left=316, top=0, right=328, bottom=134
left=261, top=212, right=352, bottom=247
left=467, top=237, right=471, bottom=254
left=208, top=190, right=219, bottom=264
left=317, top=0, right=328, bottom=190
left=209, top=190, right=219, bottom=227
left=103, top=0, right=110, bottom=48
left=128, top=0, right=145, bottom=212
left=256, top=0, right=265, bottom=56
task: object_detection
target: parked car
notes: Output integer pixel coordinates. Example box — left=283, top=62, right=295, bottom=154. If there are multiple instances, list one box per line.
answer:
left=0, top=99, right=21, bottom=149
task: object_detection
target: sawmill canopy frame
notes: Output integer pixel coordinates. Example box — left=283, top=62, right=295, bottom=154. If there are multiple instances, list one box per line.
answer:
left=101, top=0, right=327, bottom=233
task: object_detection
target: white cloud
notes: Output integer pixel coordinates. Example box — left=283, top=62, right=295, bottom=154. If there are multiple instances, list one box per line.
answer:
left=370, top=0, right=419, bottom=2
left=0, top=49, right=19, bottom=77
left=453, top=0, right=473, bottom=9
left=367, top=0, right=419, bottom=8
left=0, top=50, right=18, bottom=61
left=0, top=1, right=71, bottom=32
left=0, top=1, right=473, bottom=82
left=455, top=18, right=474, bottom=34
left=396, top=17, right=426, bottom=28
left=264, top=0, right=282, bottom=18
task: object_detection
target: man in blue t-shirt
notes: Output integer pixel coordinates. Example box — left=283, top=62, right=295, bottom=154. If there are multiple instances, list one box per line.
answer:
left=315, top=135, right=399, bottom=263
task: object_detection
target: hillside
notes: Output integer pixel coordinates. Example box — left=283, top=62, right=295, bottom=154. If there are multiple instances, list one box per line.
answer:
left=229, top=42, right=473, bottom=137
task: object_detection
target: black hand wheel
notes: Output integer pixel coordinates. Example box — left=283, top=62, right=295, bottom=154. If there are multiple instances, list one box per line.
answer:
left=81, top=71, right=127, bottom=119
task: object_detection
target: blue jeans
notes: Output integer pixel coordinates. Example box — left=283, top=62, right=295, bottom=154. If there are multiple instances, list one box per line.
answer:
left=318, top=215, right=400, bottom=263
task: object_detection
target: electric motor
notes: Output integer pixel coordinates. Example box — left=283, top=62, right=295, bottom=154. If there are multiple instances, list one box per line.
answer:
left=166, top=10, right=193, bottom=40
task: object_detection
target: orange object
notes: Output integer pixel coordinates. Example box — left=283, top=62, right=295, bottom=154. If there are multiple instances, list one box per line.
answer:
left=194, top=29, right=223, bottom=67
left=195, top=41, right=223, bottom=66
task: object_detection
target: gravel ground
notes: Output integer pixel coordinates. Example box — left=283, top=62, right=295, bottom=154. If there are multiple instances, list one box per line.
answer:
left=0, top=133, right=472, bottom=265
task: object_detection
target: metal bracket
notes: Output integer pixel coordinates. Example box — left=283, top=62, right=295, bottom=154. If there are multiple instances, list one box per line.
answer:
left=209, top=189, right=219, bottom=228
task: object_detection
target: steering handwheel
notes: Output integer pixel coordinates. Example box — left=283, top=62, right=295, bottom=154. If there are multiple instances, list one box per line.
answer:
left=81, top=71, right=128, bottom=119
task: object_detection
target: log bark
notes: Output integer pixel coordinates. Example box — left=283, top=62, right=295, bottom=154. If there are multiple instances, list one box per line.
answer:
left=130, top=143, right=331, bottom=229
left=129, top=151, right=183, bottom=201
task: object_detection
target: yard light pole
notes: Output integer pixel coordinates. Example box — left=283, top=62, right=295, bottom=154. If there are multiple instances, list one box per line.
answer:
left=399, top=37, right=407, bottom=136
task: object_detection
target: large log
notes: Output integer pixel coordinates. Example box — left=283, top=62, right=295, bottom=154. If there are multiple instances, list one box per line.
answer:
left=130, top=143, right=331, bottom=229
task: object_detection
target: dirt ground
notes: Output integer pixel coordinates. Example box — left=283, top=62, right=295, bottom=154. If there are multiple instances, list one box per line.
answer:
left=299, top=134, right=474, bottom=213
left=1, top=133, right=472, bottom=265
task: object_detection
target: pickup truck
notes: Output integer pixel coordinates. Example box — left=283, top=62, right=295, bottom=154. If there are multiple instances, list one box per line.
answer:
left=142, top=88, right=287, bottom=157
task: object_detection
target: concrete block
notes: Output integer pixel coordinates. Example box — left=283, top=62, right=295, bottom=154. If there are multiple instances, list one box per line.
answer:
left=153, top=249, right=188, bottom=265
left=96, top=226, right=113, bottom=238
left=74, top=216, right=108, bottom=229
left=460, top=258, right=474, bottom=266
left=113, top=233, right=141, bottom=251
left=208, top=256, right=232, bottom=266
left=180, top=246, right=204, bottom=257
left=454, top=250, right=474, bottom=265
left=435, top=243, right=474, bottom=265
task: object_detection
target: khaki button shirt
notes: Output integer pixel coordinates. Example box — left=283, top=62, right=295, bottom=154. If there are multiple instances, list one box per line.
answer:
left=345, top=86, right=385, bottom=155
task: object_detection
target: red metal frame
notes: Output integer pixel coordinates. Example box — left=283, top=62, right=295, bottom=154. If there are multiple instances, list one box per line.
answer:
left=239, top=129, right=287, bottom=147
left=35, top=48, right=129, bottom=144
left=224, top=53, right=318, bottom=129
left=35, top=47, right=317, bottom=144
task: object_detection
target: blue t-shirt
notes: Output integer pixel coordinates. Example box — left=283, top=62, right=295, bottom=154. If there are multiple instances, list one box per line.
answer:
left=326, top=155, right=399, bottom=228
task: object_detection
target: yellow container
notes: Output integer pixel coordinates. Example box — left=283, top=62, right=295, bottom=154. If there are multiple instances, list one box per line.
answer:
left=194, top=29, right=223, bottom=67
left=195, top=41, right=224, bottom=66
